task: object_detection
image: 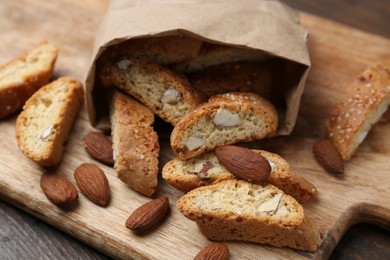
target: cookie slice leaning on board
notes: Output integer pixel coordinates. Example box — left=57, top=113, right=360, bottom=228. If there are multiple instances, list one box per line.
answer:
left=110, top=90, right=159, bottom=197
left=326, top=63, right=390, bottom=161
left=100, top=59, right=207, bottom=125
left=177, top=179, right=322, bottom=252
left=171, top=92, right=278, bottom=160
left=162, top=148, right=317, bottom=203
left=16, top=77, right=84, bottom=166
left=0, top=41, right=58, bottom=118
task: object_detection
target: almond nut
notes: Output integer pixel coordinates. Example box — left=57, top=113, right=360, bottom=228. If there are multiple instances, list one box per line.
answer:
left=125, top=197, right=169, bottom=233
left=186, top=135, right=205, bottom=151
left=313, top=139, right=344, bottom=174
left=40, top=173, right=78, bottom=208
left=74, top=163, right=110, bottom=207
left=117, top=59, right=132, bottom=70
left=193, top=243, right=229, bottom=260
left=257, top=193, right=283, bottom=214
left=82, top=132, right=114, bottom=166
left=197, top=161, right=214, bottom=180
left=161, top=88, right=181, bottom=104
left=215, top=145, right=271, bottom=184
left=212, top=109, right=240, bottom=127
left=40, top=126, right=53, bottom=141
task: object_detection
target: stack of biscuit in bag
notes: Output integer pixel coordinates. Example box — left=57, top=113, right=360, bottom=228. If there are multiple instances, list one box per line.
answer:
left=94, top=33, right=322, bottom=251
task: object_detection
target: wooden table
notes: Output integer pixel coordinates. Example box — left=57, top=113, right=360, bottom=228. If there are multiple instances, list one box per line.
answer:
left=1, top=0, right=389, bottom=259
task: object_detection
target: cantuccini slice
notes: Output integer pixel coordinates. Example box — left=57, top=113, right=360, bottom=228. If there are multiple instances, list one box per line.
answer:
left=110, top=91, right=159, bottom=197
left=97, top=35, right=202, bottom=67
left=101, top=59, right=206, bottom=125
left=174, top=43, right=270, bottom=73
left=16, top=77, right=83, bottom=166
left=188, top=62, right=272, bottom=99
left=326, top=64, right=390, bottom=160
left=170, top=92, right=278, bottom=160
left=177, top=179, right=321, bottom=252
left=162, top=149, right=316, bottom=203
left=0, top=41, right=58, bottom=118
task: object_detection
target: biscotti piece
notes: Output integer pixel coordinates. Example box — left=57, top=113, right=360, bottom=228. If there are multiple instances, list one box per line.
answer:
left=110, top=91, right=159, bottom=197
left=110, top=90, right=154, bottom=126
left=256, top=150, right=317, bottom=203
left=0, top=41, right=58, bottom=118
left=177, top=179, right=321, bottom=252
left=162, top=149, right=316, bottom=203
left=112, top=125, right=159, bottom=197
left=326, top=64, right=390, bottom=160
left=101, top=59, right=206, bottom=125
left=97, top=35, right=202, bottom=67
left=174, top=43, right=270, bottom=73
left=189, top=62, right=272, bottom=98
left=16, top=77, right=83, bottom=166
left=170, top=92, right=278, bottom=160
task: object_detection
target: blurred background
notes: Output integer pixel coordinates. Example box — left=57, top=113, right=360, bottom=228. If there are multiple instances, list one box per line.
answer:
left=284, top=0, right=390, bottom=38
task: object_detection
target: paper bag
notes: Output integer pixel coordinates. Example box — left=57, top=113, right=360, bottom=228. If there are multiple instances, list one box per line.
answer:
left=85, top=0, right=310, bottom=135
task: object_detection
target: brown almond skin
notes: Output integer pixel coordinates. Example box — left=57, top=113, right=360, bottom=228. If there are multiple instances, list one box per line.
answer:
left=313, top=139, right=344, bottom=174
left=74, top=163, right=110, bottom=207
left=126, top=197, right=169, bottom=233
left=40, top=173, right=78, bottom=208
left=215, top=145, right=271, bottom=184
left=194, top=243, right=229, bottom=260
left=82, top=132, right=114, bottom=166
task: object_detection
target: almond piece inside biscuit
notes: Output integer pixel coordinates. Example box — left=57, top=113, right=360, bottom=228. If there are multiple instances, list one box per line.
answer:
left=40, top=126, right=53, bottom=141
left=186, top=136, right=205, bottom=151
left=161, top=88, right=181, bottom=104
left=212, top=109, right=240, bottom=127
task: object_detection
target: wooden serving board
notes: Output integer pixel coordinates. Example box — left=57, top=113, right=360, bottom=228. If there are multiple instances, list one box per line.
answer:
left=1, top=0, right=389, bottom=259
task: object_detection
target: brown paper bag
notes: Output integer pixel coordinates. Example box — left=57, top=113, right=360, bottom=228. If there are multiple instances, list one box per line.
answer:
left=85, top=0, right=310, bottom=135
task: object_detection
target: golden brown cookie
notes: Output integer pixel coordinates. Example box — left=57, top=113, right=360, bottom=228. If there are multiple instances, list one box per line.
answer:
left=97, top=35, right=202, bottom=67
left=110, top=91, right=159, bottom=197
left=326, top=63, right=390, bottom=160
left=174, top=43, right=270, bottom=73
left=170, top=92, right=278, bottom=160
left=188, top=62, right=272, bottom=98
left=16, top=77, right=84, bottom=166
left=177, top=179, right=321, bottom=252
left=101, top=59, right=206, bottom=125
left=0, top=41, right=58, bottom=118
left=162, top=149, right=316, bottom=203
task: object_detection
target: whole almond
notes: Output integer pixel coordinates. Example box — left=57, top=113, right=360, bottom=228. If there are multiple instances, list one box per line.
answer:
left=74, top=163, right=110, bottom=206
left=125, top=197, right=169, bottom=233
left=313, top=139, right=344, bottom=174
left=82, top=132, right=114, bottom=166
left=194, top=243, right=229, bottom=260
left=215, top=145, right=271, bottom=184
left=40, top=173, right=78, bottom=208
